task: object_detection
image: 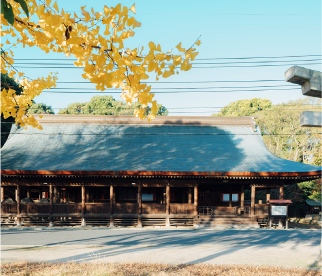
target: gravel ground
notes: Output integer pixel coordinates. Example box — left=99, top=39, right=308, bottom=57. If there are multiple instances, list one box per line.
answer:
left=1, top=262, right=322, bottom=276
left=288, top=219, right=321, bottom=229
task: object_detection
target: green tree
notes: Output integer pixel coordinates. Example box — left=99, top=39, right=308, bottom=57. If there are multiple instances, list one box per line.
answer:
left=58, top=96, right=168, bottom=116
left=254, top=98, right=321, bottom=165
left=213, top=97, right=321, bottom=165
left=212, top=98, right=272, bottom=117
left=27, top=103, right=55, bottom=114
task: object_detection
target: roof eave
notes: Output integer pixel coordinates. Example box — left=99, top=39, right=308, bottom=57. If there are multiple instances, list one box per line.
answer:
left=1, top=170, right=321, bottom=178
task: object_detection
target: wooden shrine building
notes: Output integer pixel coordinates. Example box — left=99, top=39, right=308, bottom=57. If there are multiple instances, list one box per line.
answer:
left=1, top=116, right=321, bottom=227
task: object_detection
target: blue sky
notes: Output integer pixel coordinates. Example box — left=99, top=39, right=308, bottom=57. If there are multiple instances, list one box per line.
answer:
left=9, top=0, right=322, bottom=115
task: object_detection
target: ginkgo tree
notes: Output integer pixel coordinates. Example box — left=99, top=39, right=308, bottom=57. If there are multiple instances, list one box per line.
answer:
left=1, top=0, right=201, bottom=129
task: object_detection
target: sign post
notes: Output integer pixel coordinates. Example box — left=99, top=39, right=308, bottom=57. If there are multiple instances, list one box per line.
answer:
left=268, top=200, right=292, bottom=229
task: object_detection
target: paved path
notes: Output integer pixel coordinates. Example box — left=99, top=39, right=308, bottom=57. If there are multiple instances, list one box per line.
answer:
left=1, top=228, right=321, bottom=268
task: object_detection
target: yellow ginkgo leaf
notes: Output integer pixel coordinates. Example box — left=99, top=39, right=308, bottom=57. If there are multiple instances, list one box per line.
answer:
left=148, top=41, right=156, bottom=51
left=173, top=55, right=182, bottom=66
left=176, top=42, right=186, bottom=52
left=129, top=4, right=136, bottom=14
left=162, top=70, right=172, bottom=78
left=6, top=40, right=10, bottom=44
left=195, top=40, right=201, bottom=46
left=18, top=72, right=24, bottom=78
left=53, top=1, right=59, bottom=12
left=133, top=19, right=141, bottom=28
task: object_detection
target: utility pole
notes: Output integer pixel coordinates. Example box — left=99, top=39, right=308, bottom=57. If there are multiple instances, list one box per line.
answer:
left=285, top=66, right=321, bottom=127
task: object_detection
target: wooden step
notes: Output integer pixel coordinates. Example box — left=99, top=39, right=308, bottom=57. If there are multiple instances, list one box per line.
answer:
left=85, top=218, right=110, bottom=226
left=196, top=217, right=259, bottom=225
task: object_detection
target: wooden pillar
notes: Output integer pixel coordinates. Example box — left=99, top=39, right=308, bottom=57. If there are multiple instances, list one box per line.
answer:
left=279, top=185, right=284, bottom=200
left=110, top=185, right=114, bottom=227
left=57, top=187, right=61, bottom=203
left=49, top=184, right=54, bottom=227
left=229, top=187, right=232, bottom=207
left=53, top=187, right=57, bottom=203
left=27, top=188, right=31, bottom=199
left=240, top=185, right=244, bottom=214
left=166, top=184, right=170, bottom=226
left=188, top=188, right=192, bottom=204
left=1, top=187, right=4, bottom=202
left=16, top=185, right=22, bottom=226
left=137, top=183, right=142, bottom=227
left=251, top=185, right=255, bottom=217
left=266, top=189, right=271, bottom=203
left=85, top=188, right=89, bottom=203
left=240, top=185, right=245, bottom=207
left=194, top=185, right=198, bottom=216
left=39, top=187, right=42, bottom=200
left=81, top=186, right=86, bottom=226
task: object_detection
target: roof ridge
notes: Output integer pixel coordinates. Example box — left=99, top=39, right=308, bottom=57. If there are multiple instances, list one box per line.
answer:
left=34, top=115, right=254, bottom=126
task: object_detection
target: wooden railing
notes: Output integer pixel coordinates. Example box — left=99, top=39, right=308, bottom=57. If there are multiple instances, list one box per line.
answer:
left=255, top=204, right=269, bottom=216
left=21, top=204, right=50, bottom=214
left=142, top=203, right=166, bottom=214
left=1, top=203, right=17, bottom=214
left=170, top=204, right=194, bottom=215
left=114, top=203, right=138, bottom=214
left=85, top=203, right=110, bottom=215
left=199, top=206, right=247, bottom=216
left=198, top=206, right=213, bottom=216
left=53, top=203, right=82, bottom=214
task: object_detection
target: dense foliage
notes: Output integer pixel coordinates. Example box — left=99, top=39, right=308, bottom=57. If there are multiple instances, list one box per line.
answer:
left=212, top=98, right=272, bottom=117
left=58, top=95, right=168, bottom=116
left=27, top=103, right=55, bottom=114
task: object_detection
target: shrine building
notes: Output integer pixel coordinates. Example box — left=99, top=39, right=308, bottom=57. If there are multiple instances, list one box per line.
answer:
left=1, top=115, right=320, bottom=227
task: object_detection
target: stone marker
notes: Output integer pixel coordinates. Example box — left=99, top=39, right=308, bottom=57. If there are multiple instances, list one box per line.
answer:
left=285, top=66, right=322, bottom=98
left=300, top=111, right=322, bottom=127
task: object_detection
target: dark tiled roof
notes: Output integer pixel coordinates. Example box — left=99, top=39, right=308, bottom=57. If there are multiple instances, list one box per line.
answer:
left=1, top=116, right=321, bottom=175
left=306, top=199, right=322, bottom=207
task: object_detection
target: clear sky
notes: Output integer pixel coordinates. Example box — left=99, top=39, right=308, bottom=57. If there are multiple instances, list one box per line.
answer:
left=9, top=0, right=322, bottom=116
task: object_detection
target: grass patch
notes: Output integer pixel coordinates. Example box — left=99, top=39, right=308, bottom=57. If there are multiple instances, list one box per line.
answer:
left=1, top=262, right=321, bottom=275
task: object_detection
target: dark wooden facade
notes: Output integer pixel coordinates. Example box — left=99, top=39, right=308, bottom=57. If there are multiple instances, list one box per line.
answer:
left=1, top=175, right=299, bottom=227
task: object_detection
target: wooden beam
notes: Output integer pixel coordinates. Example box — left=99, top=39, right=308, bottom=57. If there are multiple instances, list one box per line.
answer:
left=110, top=185, right=114, bottom=227
left=194, top=185, right=198, bottom=216
left=1, top=187, right=4, bottom=202
left=251, top=185, right=255, bottom=217
left=279, top=185, right=284, bottom=200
